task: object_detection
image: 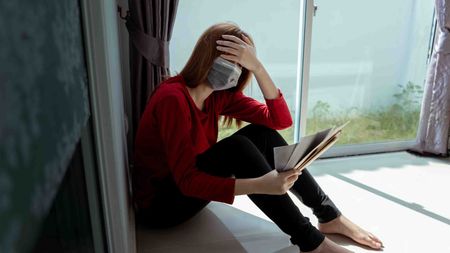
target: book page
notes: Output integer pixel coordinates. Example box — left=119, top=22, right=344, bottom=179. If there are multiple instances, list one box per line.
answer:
left=274, top=121, right=350, bottom=172
left=274, top=144, right=296, bottom=171
left=283, top=128, right=332, bottom=170
left=294, top=136, right=339, bottom=170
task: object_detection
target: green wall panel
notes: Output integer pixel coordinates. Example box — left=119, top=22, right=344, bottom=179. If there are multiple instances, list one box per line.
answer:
left=0, top=0, right=90, bottom=252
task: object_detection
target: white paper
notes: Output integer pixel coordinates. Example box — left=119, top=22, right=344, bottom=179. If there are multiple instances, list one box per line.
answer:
left=274, top=121, right=349, bottom=172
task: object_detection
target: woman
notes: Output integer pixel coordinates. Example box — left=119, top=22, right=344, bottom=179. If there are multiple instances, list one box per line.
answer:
left=133, top=22, right=383, bottom=253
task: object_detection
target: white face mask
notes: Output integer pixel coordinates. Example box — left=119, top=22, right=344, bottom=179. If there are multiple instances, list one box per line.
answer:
left=207, top=57, right=242, bottom=91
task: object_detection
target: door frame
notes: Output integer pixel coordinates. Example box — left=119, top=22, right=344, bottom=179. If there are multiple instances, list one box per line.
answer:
left=79, top=0, right=136, bottom=252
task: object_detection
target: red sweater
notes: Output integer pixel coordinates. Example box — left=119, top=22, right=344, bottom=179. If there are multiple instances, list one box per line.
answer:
left=133, top=75, right=293, bottom=209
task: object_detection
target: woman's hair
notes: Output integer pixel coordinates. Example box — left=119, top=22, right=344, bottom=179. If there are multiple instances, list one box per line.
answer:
left=179, top=22, right=255, bottom=128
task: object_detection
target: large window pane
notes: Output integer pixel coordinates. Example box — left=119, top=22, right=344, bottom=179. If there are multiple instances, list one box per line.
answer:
left=306, top=0, right=434, bottom=145
left=170, top=0, right=301, bottom=143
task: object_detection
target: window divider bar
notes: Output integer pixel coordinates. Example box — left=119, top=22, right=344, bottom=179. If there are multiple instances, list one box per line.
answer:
left=295, top=0, right=315, bottom=142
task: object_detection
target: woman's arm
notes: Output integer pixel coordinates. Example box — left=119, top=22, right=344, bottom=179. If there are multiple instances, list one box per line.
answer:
left=217, top=34, right=279, bottom=99
left=252, top=62, right=279, bottom=100
left=156, top=94, right=236, bottom=204
left=217, top=34, right=293, bottom=129
left=220, top=90, right=292, bottom=130
left=234, top=178, right=260, bottom=195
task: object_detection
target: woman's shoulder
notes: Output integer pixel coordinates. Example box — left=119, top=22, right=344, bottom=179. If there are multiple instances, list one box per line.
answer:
left=152, top=75, right=186, bottom=98
left=161, top=74, right=185, bottom=86
left=150, top=75, right=190, bottom=107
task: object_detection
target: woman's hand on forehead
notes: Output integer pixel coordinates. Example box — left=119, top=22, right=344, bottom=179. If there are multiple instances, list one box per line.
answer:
left=216, top=34, right=261, bottom=73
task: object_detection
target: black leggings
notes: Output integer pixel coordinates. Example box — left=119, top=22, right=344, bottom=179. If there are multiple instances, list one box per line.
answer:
left=136, top=124, right=341, bottom=252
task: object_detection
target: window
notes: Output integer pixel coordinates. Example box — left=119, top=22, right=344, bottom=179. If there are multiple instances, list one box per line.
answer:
left=306, top=0, right=435, bottom=151
left=170, top=0, right=301, bottom=142
left=170, top=0, right=436, bottom=154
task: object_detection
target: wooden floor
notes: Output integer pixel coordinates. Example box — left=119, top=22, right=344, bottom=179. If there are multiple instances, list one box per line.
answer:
left=136, top=152, right=450, bottom=253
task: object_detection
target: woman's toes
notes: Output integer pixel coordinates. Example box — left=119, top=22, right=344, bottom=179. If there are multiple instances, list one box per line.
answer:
left=369, top=233, right=383, bottom=245
left=357, top=233, right=382, bottom=249
left=367, top=237, right=381, bottom=249
left=368, top=233, right=383, bottom=248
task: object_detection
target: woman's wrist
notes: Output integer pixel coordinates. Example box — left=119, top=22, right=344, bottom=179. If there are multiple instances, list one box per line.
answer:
left=251, top=176, right=264, bottom=194
left=234, top=177, right=263, bottom=195
left=252, top=63, right=279, bottom=100
left=251, top=61, right=264, bottom=76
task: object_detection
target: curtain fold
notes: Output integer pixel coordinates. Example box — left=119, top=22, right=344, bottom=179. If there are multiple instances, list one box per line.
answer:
left=409, top=0, right=450, bottom=156
left=123, top=1, right=179, bottom=207
left=126, top=0, right=179, bottom=148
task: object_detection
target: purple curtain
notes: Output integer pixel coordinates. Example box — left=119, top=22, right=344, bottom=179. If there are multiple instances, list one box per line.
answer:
left=409, top=0, right=450, bottom=156
left=126, top=0, right=179, bottom=145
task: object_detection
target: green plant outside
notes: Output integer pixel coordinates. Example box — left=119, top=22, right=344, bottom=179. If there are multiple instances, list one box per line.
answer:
left=218, top=82, right=423, bottom=145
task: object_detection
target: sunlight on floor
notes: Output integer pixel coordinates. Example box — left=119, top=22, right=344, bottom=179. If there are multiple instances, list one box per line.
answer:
left=231, top=152, right=450, bottom=252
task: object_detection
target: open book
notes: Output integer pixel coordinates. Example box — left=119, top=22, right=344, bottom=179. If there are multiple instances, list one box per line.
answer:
left=274, top=121, right=350, bottom=172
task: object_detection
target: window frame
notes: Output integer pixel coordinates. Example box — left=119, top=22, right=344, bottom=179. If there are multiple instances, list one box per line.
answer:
left=295, top=0, right=437, bottom=158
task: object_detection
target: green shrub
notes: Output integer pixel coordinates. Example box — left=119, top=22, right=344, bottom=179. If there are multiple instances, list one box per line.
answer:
left=218, top=81, right=423, bottom=145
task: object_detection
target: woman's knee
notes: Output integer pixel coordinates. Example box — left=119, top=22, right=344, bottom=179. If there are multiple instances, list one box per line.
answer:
left=236, top=124, right=288, bottom=147
left=222, top=134, right=258, bottom=153
left=227, top=135, right=273, bottom=174
left=198, top=134, right=261, bottom=169
left=239, top=124, right=275, bottom=135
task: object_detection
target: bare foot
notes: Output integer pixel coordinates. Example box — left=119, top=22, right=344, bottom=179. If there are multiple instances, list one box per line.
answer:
left=303, top=237, right=353, bottom=253
left=318, top=215, right=383, bottom=250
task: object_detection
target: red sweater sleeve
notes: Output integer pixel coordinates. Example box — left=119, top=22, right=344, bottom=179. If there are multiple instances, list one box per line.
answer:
left=220, top=89, right=293, bottom=130
left=155, top=94, right=235, bottom=204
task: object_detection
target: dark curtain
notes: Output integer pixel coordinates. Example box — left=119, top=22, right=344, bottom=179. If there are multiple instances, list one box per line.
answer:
left=126, top=0, right=179, bottom=148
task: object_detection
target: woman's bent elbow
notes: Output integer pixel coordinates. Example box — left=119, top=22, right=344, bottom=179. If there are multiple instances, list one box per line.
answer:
left=274, top=119, right=293, bottom=130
